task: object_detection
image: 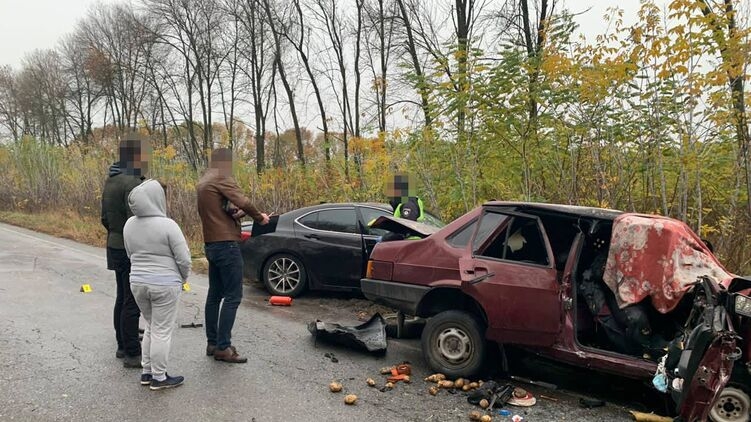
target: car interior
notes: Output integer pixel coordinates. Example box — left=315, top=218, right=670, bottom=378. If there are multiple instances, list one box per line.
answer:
left=570, top=219, right=692, bottom=361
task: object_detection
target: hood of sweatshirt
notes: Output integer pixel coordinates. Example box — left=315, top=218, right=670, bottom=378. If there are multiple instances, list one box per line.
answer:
left=108, top=162, right=122, bottom=177
left=128, top=179, right=166, bottom=218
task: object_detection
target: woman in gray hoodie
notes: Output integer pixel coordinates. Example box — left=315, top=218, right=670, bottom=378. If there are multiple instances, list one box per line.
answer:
left=124, top=179, right=191, bottom=390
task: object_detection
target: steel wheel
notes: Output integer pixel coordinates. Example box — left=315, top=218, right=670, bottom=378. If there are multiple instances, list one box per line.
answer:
left=710, top=387, right=750, bottom=422
left=437, top=327, right=473, bottom=363
left=263, top=254, right=307, bottom=297
left=421, top=310, right=486, bottom=379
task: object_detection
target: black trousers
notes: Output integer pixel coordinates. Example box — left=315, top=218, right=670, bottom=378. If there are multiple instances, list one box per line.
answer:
left=108, top=247, right=141, bottom=357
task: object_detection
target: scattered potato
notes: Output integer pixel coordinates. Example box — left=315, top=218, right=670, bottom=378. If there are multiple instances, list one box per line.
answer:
left=366, top=378, right=376, bottom=387
left=468, top=382, right=479, bottom=389
left=429, top=386, right=440, bottom=396
left=455, top=378, right=465, bottom=388
left=462, top=384, right=471, bottom=392
left=439, top=380, right=455, bottom=389
left=329, top=382, right=343, bottom=393
left=403, top=375, right=411, bottom=383
left=469, top=410, right=482, bottom=421
left=480, top=415, right=492, bottom=422
left=344, top=394, right=358, bottom=405
left=380, top=367, right=394, bottom=375
left=425, top=373, right=447, bottom=382
left=385, top=382, right=395, bottom=389
left=479, top=399, right=489, bottom=409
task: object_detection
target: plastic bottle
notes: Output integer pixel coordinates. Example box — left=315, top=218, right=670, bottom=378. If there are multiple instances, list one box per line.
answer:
left=269, top=296, right=293, bottom=306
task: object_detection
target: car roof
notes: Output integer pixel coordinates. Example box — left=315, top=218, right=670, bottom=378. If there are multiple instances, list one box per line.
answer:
left=483, top=201, right=623, bottom=220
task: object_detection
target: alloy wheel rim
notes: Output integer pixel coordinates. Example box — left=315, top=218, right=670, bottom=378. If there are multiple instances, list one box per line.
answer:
left=436, top=327, right=472, bottom=364
left=268, top=258, right=301, bottom=293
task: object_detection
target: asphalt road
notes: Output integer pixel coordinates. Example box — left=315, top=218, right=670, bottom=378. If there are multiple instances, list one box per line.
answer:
left=0, top=222, right=651, bottom=422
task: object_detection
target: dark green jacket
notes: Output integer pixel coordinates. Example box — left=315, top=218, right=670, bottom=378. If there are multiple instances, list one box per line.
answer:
left=101, top=168, right=143, bottom=250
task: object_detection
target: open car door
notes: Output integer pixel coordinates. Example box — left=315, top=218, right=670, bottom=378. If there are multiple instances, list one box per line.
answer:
left=667, top=277, right=742, bottom=422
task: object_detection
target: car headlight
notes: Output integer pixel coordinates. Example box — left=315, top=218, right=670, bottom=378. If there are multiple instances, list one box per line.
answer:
left=734, top=294, right=751, bottom=317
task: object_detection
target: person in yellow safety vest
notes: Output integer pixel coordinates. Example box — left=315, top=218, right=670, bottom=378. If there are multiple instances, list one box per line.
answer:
left=392, top=196, right=425, bottom=222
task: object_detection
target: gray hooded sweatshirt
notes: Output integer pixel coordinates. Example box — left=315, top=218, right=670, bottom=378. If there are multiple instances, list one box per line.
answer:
left=124, top=179, right=191, bottom=285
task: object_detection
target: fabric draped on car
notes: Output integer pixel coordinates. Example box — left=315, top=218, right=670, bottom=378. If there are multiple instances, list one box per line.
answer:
left=603, top=214, right=733, bottom=313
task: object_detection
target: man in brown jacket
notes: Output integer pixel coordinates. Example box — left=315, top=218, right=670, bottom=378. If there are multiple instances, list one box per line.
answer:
left=197, top=148, right=269, bottom=363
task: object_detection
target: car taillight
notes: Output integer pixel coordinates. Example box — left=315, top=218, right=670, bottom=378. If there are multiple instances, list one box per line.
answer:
left=240, top=232, right=251, bottom=242
left=366, top=260, right=374, bottom=278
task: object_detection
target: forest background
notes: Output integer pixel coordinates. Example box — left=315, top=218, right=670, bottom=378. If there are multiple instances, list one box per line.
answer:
left=2, top=0, right=751, bottom=273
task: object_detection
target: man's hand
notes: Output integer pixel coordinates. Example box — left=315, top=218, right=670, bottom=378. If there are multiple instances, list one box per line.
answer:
left=231, top=209, right=246, bottom=220
left=258, top=213, right=270, bottom=225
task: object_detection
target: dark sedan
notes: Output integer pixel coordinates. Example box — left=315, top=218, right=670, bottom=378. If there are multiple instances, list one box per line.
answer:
left=241, top=202, right=441, bottom=297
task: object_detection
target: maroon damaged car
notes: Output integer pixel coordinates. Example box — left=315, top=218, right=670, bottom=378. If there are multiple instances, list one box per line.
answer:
left=362, top=202, right=751, bottom=422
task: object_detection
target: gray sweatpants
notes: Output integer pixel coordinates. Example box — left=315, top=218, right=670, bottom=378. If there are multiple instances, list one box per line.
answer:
left=130, top=283, right=181, bottom=381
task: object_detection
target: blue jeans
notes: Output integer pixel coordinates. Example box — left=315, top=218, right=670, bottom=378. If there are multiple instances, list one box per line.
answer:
left=204, top=241, right=244, bottom=350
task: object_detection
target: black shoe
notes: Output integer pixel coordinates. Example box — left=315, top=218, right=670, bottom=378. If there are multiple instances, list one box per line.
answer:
left=150, top=374, right=184, bottom=390
left=116, top=349, right=125, bottom=359
left=123, top=355, right=142, bottom=368
left=140, top=374, right=153, bottom=386
left=206, top=344, right=217, bottom=356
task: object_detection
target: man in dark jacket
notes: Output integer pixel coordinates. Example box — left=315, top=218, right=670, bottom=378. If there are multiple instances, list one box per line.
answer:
left=197, top=148, right=269, bottom=363
left=101, top=136, right=149, bottom=368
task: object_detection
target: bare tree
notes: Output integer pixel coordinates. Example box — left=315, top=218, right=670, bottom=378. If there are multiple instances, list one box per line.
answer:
left=283, top=0, right=332, bottom=161
left=0, top=66, right=23, bottom=141
left=59, top=31, right=102, bottom=145
left=262, top=0, right=305, bottom=166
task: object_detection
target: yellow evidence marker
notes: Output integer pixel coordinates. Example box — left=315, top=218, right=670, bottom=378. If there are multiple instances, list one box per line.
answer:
left=80, top=284, right=93, bottom=293
left=182, top=283, right=191, bottom=292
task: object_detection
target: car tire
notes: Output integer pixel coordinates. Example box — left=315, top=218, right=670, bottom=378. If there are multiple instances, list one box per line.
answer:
left=709, top=386, right=750, bottom=422
left=262, top=254, right=307, bottom=297
left=421, top=310, right=486, bottom=379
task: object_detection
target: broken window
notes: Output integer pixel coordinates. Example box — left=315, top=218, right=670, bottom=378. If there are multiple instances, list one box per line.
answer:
left=475, top=215, right=549, bottom=266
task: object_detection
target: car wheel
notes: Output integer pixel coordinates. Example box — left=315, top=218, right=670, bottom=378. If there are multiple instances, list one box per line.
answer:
left=421, top=310, right=486, bottom=379
left=262, top=254, right=307, bottom=297
left=710, top=387, right=750, bottom=422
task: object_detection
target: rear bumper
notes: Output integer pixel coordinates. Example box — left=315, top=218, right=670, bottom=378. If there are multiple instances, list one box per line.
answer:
left=360, top=278, right=429, bottom=315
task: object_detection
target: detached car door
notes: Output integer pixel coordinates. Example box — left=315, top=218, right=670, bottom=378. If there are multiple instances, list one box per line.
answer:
left=295, top=207, right=363, bottom=289
left=459, top=209, right=562, bottom=346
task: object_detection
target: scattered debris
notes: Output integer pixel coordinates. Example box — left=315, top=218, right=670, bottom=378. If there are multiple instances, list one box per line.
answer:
left=380, top=366, right=394, bottom=375
left=479, top=399, right=490, bottom=409
left=480, top=415, right=492, bottom=422
left=507, top=388, right=536, bottom=407
left=425, top=373, right=447, bottom=382
left=511, top=415, right=523, bottom=422
left=323, top=352, right=339, bottom=363
left=579, top=397, right=605, bottom=409
left=307, top=313, right=387, bottom=354
left=469, top=410, right=482, bottom=420
left=498, top=409, right=512, bottom=417
left=429, top=386, right=440, bottom=396
left=508, top=375, right=557, bottom=390
left=179, top=322, right=203, bottom=328
left=385, top=382, right=394, bottom=389
left=366, top=378, right=376, bottom=387
left=629, top=411, right=673, bottom=422
left=269, top=296, right=292, bottom=306
left=538, top=394, right=558, bottom=402
left=344, top=394, right=358, bottom=405
left=329, top=382, right=342, bottom=393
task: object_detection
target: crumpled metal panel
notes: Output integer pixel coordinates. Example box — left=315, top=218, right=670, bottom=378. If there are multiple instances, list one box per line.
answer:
left=603, top=214, right=732, bottom=313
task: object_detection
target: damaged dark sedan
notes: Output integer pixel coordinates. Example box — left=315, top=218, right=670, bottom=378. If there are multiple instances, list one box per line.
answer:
left=362, top=201, right=751, bottom=422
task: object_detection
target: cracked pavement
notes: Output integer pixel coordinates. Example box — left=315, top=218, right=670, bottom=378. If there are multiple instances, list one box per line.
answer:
left=0, top=222, right=655, bottom=421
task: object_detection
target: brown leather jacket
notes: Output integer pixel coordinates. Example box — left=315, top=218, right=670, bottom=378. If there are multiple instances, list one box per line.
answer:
left=196, top=168, right=263, bottom=243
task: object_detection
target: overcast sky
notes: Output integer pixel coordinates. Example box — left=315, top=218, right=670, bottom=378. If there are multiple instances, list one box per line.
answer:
left=0, top=0, right=653, bottom=68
